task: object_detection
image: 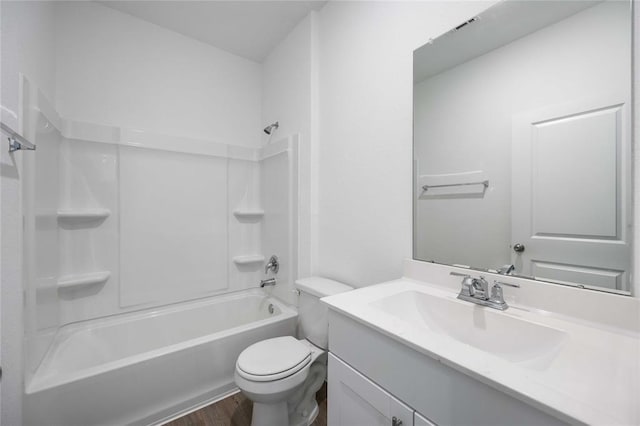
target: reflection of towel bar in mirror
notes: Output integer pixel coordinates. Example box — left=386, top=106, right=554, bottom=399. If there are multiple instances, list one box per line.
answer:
left=422, top=180, right=489, bottom=192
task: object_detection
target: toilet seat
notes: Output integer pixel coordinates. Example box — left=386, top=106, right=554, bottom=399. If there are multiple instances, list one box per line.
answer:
left=236, top=336, right=312, bottom=382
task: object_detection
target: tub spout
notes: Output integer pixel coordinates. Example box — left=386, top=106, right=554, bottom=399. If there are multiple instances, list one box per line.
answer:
left=260, top=278, right=277, bottom=288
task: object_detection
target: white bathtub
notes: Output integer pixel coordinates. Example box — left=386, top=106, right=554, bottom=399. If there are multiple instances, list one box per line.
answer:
left=24, top=289, right=297, bottom=426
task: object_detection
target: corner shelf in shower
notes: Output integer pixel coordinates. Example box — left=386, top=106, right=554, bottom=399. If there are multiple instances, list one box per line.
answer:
left=57, top=271, right=111, bottom=291
left=57, top=208, right=111, bottom=222
left=232, top=255, right=265, bottom=265
left=233, top=209, right=264, bottom=222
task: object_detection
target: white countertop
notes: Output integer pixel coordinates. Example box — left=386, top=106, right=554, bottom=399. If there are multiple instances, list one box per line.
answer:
left=322, top=278, right=640, bottom=426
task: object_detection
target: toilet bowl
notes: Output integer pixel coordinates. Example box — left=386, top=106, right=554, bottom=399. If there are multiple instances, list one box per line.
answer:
left=234, top=277, right=352, bottom=426
left=234, top=336, right=325, bottom=426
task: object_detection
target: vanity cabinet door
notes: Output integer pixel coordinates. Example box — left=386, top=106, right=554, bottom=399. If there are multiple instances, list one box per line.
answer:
left=328, top=353, right=413, bottom=426
left=415, top=412, right=437, bottom=426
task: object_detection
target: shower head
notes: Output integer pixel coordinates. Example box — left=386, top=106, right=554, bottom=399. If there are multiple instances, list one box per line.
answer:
left=263, top=121, right=279, bottom=135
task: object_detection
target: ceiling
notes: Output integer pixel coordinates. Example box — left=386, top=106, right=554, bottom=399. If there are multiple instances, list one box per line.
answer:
left=99, top=1, right=326, bottom=63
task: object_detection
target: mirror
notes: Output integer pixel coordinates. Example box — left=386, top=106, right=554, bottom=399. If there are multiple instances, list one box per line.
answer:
left=413, top=0, right=633, bottom=295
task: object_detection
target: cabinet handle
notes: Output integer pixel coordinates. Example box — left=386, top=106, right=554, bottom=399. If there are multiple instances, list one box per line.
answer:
left=392, top=416, right=403, bottom=426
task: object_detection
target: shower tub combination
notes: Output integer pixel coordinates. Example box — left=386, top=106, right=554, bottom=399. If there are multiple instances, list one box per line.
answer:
left=24, top=289, right=297, bottom=426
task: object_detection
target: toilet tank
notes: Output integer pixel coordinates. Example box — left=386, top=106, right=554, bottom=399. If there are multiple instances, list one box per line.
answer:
left=295, top=277, right=353, bottom=350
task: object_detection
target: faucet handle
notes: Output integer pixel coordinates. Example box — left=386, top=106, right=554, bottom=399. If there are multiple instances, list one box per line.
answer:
left=490, top=282, right=506, bottom=305
left=490, top=280, right=519, bottom=306
left=265, top=255, right=279, bottom=274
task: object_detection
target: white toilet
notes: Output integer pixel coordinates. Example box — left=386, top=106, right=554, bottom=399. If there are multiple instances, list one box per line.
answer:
left=234, top=277, right=352, bottom=426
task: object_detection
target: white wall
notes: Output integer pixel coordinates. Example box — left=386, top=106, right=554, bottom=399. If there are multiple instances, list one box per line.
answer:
left=55, top=1, right=262, bottom=147
left=0, top=2, right=57, bottom=424
left=0, top=1, right=56, bottom=125
left=315, top=1, right=495, bottom=287
left=261, top=12, right=317, bottom=280
left=414, top=2, right=630, bottom=272
left=634, top=0, right=640, bottom=297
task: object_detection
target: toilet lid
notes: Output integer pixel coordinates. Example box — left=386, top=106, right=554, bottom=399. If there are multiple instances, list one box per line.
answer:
left=236, top=336, right=311, bottom=382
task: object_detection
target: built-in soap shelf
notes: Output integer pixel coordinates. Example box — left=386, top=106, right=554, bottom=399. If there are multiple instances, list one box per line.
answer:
left=57, top=208, right=110, bottom=222
left=57, top=271, right=111, bottom=291
left=233, top=209, right=264, bottom=222
left=232, top=255, right=265, bottom=265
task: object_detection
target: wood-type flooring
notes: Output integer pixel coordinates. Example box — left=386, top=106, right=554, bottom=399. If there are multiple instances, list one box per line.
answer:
left=166, top=383, right=327, bottom=426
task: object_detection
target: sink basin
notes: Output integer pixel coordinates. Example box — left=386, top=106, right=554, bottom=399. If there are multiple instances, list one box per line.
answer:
left=370, top=290, right=567, bottom=368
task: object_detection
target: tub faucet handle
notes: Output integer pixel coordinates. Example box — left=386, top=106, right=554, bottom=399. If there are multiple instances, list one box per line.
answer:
left=265, top=255, right=279, bottom=274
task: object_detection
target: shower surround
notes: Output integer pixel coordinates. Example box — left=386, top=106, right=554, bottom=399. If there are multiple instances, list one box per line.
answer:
left=21, top=76, right=300, bottom=424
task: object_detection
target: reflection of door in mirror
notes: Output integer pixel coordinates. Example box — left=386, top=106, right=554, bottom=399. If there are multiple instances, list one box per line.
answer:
left=413, top=1, right=633, bottom=295
left=512, top=94, right=631, bottom=293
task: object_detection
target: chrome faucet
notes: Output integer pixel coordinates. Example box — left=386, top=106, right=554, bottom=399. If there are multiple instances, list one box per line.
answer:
left=260, top=278, right=277, bottom=288
left=265, top=255, right=279, bottom=274
left=496, top=264, right=515, bottom=275
left=450, top=272, right=519, bottom=310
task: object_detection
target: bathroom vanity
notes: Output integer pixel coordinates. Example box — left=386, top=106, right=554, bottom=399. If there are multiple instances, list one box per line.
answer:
left=322, top=260, right=640, bottom=426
